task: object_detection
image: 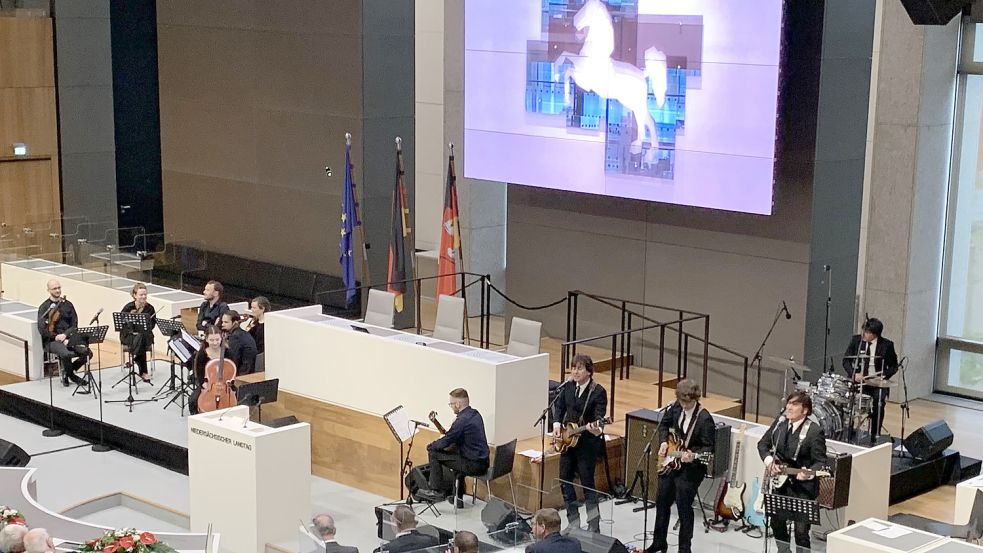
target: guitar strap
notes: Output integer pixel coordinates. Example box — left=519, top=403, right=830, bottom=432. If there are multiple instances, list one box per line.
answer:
left=792, top=420, right=811, bottom=461
left=577, top=380, right=596, bottom=424
left=682, top=403, right=704, bottom=449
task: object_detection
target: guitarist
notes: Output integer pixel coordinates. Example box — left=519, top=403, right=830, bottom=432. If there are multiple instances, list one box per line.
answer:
left=648, top=379, right=716, bottom=553
left=756, top=391, right=828, bottom=553
left=552, top=354, right=607, bottom=533
left=416, top=388, right=489, bottom=507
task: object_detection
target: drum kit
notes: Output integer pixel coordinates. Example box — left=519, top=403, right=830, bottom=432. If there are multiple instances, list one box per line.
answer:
left=772, top=353, right=888, bottom=443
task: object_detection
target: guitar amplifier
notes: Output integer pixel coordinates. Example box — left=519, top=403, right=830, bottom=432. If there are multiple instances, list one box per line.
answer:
left=818, top=452, right=852, bottom=509
left=624, top=409, right=664, bottom=502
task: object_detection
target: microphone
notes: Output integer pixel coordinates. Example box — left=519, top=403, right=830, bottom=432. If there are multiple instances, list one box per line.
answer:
left=781, top=300, right=791, bottom=320
left=89, top=308, right=103, bottom=325
left=411, top=420, right=430, bottom=428
left=44, top=302, right=57, bottom=317
left=170, top=314, right=182, bottom=320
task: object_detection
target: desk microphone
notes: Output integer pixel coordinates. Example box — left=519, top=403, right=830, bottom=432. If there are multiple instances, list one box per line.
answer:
left=411, top=420, right=430, bottom=428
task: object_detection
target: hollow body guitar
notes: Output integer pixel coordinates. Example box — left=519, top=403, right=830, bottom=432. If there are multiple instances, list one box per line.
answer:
left=551, top=417, right=612, bottom=454
left=714, top=424, right=748, bottom=521
left=657, top=430, right=714, bottom=475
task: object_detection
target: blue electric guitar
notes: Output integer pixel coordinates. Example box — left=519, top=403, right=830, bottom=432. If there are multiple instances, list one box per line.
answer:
left=744, top=477, right=766, bottom=529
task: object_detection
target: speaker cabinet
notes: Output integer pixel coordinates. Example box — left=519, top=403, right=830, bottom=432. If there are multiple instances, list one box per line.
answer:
left=903, top=420, right=954, bottom=460
left=481, top=497, right=532, bottom=543
left=900, top=0, right=970, bottom=24
left=562, top=527, right=629, bottom=553
left=624, top=409, right=663, bottom=502
left=818, top=452, right=852, bottom=509
left=0, top=440, right=29, bottom=467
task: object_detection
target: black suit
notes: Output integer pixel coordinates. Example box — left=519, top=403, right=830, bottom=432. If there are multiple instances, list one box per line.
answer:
left=196, top=300, right=229, bottom=331
left=650, top=402, right=716, bottom=553
left=757, top=417, right=827, bottom=553
left=227, top=327, right=258, bottom=375
left=842, top=334, right=899, bottom=443
left=552, top=378, right=608, bottom=530
left=38, top=298, right=90, bottom=384
left=373, top=530, right=438, bottom=553
left=525, top=532, right=581, bottom=553
left=324, top=541, right=359, bottom=553
left=120, top=301, right=156, bottom=377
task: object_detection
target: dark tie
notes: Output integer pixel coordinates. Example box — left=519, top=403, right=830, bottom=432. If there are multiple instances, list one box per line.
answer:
left=575, top=385, right=582, bottom=398
left=783, top=423, right=793, bottom=453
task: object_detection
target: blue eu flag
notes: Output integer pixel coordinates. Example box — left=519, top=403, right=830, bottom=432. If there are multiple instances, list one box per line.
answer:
left=340, top=143, right=360, bottom=306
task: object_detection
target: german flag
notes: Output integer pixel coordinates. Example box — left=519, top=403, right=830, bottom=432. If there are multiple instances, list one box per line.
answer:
left=387, top=141, right=411, bottom=312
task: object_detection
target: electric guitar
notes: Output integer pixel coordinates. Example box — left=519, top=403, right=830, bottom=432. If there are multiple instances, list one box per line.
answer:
left=657, top=430, right=714, bottom=475
left=551, top=417, right=612, bottom=453
left=715, top=424, right=748, bottom=521
left=752, top=464, right=831, bottom=514
left=744, top=477, right=767, bottom=528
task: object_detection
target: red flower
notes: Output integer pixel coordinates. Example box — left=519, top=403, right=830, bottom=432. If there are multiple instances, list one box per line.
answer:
left=119, top=536, right=135, bottom=549
left=9, top=516, right=25, bottom=525
left=139, top=533, right=156, bottom=545
left=103, top=544, right=118, bottom=553
left=87, top=540, right=99, bottom=547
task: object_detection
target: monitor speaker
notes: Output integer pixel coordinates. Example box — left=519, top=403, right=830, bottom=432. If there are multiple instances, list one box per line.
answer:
left=0, top=439, right=29, bottom=467
left=899, top=0, right=970, bottom=24
left=903, top=420, right=954, bottom=460
left=818, top=452, right=852, bottom=509
left=562, top=527, right=629, bottom=553
left=481, top=497, right=531, bottom=543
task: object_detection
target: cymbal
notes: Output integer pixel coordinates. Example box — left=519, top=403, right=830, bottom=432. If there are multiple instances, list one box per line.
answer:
left=765, top=356, right=813, bottom=372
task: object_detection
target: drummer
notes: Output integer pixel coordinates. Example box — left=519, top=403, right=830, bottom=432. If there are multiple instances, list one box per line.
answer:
left=842, top=317, right=899, bottom=445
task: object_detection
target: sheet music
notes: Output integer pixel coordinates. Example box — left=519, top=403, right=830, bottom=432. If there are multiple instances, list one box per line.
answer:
left=383, top=405, right=418, bottom=442
left=181, top=329, right=202, bottom=351
left=873, top=525, right=910, bottom=539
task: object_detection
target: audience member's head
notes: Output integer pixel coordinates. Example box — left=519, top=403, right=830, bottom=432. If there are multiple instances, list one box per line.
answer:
left=531, top=508, right=561, bottom=539
left=391, top=505, right=418, bottom=533
left=0, top=524, right=28, bottom=553
left=311, top=514, right=337, bottom=541
left=451, top=531, right=479, bottom=553
left=22, top=529, right=51, bottom=553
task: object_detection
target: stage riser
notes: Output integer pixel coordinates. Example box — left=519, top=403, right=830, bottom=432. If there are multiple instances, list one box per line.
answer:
left=0, top=389, right=187, bottom=473
left=889, top=449, right=962, bottom=504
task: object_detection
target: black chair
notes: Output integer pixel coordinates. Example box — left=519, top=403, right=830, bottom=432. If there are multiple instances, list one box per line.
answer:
left=471, top=439, right=519, bottom=507
left=889, top=488, right=983, bottom=544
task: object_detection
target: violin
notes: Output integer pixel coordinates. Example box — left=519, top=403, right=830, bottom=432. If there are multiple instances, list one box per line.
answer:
left=46, top=296, right=65, bottom=334
left=241, top=314, right=257, bottom=333
left=197, top=341, right=238, bottom=413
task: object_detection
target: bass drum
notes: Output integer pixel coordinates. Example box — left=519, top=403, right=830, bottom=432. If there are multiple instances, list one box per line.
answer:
left=809, top=396, right=843, bottom=439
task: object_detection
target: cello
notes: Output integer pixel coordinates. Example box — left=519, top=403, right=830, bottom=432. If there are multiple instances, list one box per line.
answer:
left=197, top=337, right=237, bottom=413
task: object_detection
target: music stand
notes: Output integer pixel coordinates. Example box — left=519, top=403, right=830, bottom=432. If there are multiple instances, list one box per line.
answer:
left=236, top=378, right=279, bottom=423
left=107, top=312, right=156, bottom=411
left=382, top=405, right=439, bottom=517
left=72, top=326, right=107, bottom=399
left=762, top=493, right=819, bottom=553
left=153, top=318, right=187, bottom=400
left=161, top=325, right=199, bottom=416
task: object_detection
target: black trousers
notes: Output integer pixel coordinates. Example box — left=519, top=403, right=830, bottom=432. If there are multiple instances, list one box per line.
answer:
left=863, top=385, right=889, bottom=444
left=47, top=340, right=89, bottom=383
left=123, top=331, right=152, bottom=376
left=559, top=443, right=600, bottom=508
left=771, top=484, right=813, bottom=553
left=427, top=449, right=488, bottom=498
left=651, top=472, right=699, bottom=553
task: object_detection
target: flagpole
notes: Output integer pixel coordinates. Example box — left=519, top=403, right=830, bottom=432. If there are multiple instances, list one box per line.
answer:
left=395, top=136, right=421, bottom=332
left=449, top=143, right=472, bottom=345
left=347, top=132, right=372, bottom=312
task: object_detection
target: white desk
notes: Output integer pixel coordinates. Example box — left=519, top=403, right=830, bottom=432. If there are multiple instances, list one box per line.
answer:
left=264, top=305, right=549, bottom=443
left=0, top=298, right=43, bottom=379
left=828, top=519, right=947, bottom=553
left=916, top=540, right=983, bottom=552
left=710, top=414, right=892, bottom=531
left=1, top=259, right=204, bottom=377
left=956, top=475, right=983, bottom=525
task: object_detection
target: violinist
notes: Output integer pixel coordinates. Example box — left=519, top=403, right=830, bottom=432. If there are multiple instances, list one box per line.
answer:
left=121, top=282, right=156, bottom=383
left=37, top=279, right=90, bottom=389
left=220, top=311, right=258, bottom=375
left=188, top=325, right=228, bottom=415
left=243, top=296, right=270, bottom=354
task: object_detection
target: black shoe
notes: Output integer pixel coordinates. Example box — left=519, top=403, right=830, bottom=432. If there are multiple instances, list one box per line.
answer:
left=61, top=379, right=70, bottom=387
left=643, top=546, right=667, bottom=553
left=414, top=489, right=446, bottom=502
left=446, top=496, right=465, bottom=508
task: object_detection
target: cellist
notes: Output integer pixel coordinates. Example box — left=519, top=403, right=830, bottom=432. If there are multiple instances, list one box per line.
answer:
left=189, top=325, right=234, bottom=414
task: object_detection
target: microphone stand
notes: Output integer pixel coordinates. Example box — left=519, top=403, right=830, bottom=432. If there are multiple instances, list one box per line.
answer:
left=822, top=264, right=833, bottom=374
left=533, top=381, right=570, bottom=510
left=750, top=304, right=790, bottom=422
left=895, top=358, right=911, bottom=458
left=91, top=310, right=110, bottom=452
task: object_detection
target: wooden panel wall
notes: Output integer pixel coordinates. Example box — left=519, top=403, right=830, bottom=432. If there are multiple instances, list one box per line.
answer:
left=0, top=16, right=61, bottom=249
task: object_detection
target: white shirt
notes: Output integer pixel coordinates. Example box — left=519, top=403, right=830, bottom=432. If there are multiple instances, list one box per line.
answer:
left=866, top=338, right=878, bottom=374
left=679, top=403, right=697, bottom=434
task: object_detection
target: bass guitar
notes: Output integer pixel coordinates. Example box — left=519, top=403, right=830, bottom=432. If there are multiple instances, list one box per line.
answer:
left=657, top=430, right=714, bottom=475
left=714, top=424, right=748, bottom=521
left=551, top=417, right=612, bottom=454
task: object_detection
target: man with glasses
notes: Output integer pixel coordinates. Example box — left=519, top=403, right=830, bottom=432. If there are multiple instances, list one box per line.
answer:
left=525, top=509, right=580, bottom=553
left=416, top=388, right=489, bottom=507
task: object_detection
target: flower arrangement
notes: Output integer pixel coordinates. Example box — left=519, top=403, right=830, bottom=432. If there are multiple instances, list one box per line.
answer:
left=79, top=529, right=176, bottom=553
left=0, top=507, right=26, bottom=528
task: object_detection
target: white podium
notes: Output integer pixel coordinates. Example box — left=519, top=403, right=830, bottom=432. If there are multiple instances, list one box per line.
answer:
left=188, top=406, right=311, bottom=553
left=827, top=518, right=946, bottom=553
